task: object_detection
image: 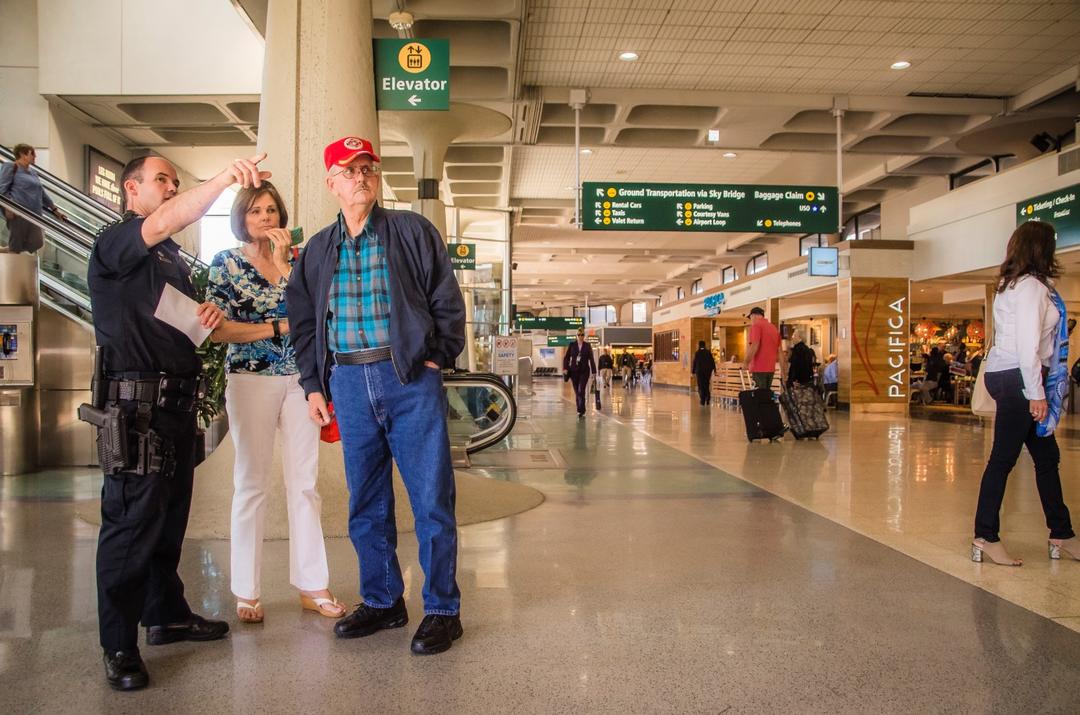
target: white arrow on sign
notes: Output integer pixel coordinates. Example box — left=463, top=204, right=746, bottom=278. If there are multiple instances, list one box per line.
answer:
left=408, top=95, right=422, bottom=106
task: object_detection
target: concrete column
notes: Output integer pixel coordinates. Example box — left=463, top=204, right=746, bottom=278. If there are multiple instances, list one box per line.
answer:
left=984, top=284, right=995, bottom=348
left=257, top=0, right=378, bottom=235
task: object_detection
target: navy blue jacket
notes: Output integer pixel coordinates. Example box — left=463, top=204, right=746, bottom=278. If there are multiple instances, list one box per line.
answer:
left=286, top=204, right=466, bottom=399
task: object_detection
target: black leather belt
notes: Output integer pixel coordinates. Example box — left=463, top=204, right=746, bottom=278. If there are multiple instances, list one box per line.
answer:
left=104, top=375, right=204, bottom=412
left=334, top=346, right=392, bottom=365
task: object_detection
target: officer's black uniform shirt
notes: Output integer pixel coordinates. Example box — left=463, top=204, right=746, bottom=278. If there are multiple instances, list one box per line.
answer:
left=87, top=214, right=202, bottom=377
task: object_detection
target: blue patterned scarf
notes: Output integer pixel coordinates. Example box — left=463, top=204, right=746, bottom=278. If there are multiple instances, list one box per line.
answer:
left=1038, top=287, right=1069, bottom=437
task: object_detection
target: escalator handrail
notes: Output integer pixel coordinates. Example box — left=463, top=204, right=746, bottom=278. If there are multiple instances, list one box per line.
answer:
left=40, top=293, right=93, bottom=329
left=39, top=271, right=93, bottom=312
left=442, top=371, right=518, bottom=454
left=0, top=145, right=121, bottom=226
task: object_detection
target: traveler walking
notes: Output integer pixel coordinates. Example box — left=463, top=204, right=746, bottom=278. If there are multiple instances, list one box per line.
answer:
left=972, top=220, right=1078, bottom=566
left=691, top=340, right=716, bottom=406
left=0, top=143, right=65, bottom=253
left=563, top=328, right=596, bottom=416
left=743, top=307, right=780, bottom=390
left=597, top=347, right=614, bottom=389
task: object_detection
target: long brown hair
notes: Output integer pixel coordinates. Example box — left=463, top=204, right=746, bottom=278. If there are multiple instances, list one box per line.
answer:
left=996, top=220, right=1059, bottom=293
left=230, top=181, right=288, bottom=243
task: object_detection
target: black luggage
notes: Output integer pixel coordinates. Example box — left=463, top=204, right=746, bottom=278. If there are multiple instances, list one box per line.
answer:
left=780, top=383, right=829, bottom=440
left=738, top=388, right=785, bottom=442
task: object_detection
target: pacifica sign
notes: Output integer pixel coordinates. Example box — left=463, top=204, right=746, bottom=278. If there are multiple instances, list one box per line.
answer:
left=850, top=278, right=909, bottom=403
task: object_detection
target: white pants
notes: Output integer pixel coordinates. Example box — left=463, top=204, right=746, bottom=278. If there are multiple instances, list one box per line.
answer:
left=225, top=372, right=329, bottom=599
left=599, top=368, right=613, bottom=388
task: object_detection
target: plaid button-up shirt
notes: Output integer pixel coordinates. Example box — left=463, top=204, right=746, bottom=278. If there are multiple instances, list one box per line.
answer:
left=327, top=212, right=391, bottom=353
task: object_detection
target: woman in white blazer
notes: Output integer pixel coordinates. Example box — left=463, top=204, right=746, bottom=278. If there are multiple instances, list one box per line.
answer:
left=972, top=220, right=1077, bottom=565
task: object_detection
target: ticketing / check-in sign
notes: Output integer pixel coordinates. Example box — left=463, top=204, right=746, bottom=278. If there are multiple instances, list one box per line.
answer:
left=374, top=39, right=449, bottom=110
left=1017, top=183, right=1079, bottom=249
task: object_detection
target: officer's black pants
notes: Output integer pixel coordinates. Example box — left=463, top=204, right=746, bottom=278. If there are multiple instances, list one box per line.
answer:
left=695, top=374, right=711, bottom=405
left=97, top=402, right=196, bottom=652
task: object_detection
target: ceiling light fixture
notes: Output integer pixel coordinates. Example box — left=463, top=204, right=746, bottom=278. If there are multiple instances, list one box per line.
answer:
left=707, top=129, right=720, bottom=142
left=722, top=152, right=737, bottom=159
left=619, top=51, right=639, bottom=62
left=891, top=60, right=911, bottom=70
left=580, top=148, right=593, bottom=155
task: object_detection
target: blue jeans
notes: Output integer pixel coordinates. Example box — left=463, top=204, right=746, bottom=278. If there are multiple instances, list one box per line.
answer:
left=329, top=361, right=460, bottom=615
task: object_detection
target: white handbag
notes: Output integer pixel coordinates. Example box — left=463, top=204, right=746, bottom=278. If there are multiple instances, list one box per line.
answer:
left=970, top=350, right=995, bottom=418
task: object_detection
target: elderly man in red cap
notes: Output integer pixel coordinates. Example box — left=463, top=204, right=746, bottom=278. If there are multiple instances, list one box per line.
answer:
left=286, top=137, right=466, bottom=655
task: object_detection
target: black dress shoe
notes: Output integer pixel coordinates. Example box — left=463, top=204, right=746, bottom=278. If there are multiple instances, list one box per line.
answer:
left=410, top=614, right=463, bottom=655
left=146, top=613, right=230, bottom=646
left=103, top=649, right=149, bottom=691
left=334, top=598, right=409, bottom=639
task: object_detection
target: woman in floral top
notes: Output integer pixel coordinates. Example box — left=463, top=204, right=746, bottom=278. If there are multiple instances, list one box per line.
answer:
left=207, top=181, right=344, bottom=623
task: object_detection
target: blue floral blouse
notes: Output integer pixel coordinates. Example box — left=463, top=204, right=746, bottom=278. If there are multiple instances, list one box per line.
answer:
left=206, top=248, right=297, bottom=375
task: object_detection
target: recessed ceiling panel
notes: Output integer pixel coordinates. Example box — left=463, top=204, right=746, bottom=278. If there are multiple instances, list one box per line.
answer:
left=625, top=105, right=719, bottom=128
left=449, top=67, right=508, bottom=98
left=848, top=135, right=936, bottom=153
left=380, top=156, right=414, bottom=173
left=614, top=128, right=700, bottom=147
left=153, top=127, right=251, bottom=145
left=880, top=113, right=972, bottom=135
left=413, top=20, right=512, bottom=62
left=446, top=165, right=502, bottom=180
left=536, top=126, right=607, bottom=145
left=783, top=110, right=875, bottom=132
left=227, top=102, right=260, bottom=123
left=449, top=181, right=501, bottom=194
left=541, top=103, right=618, bottom=125
left=119, top=102, right=227, bottom=123
left=760, top=132, right=836, bottom=151
left=445, top=146, right=504, bottom=163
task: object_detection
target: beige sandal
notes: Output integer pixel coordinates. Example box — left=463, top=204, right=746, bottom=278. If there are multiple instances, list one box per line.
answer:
left=236, top=598, right=264, bottom=623
left=971, top=538, right=1022, bottom=566
left=1049, top=537, right=1080, bottom=561
left=300, top=593, right=346, bottom=618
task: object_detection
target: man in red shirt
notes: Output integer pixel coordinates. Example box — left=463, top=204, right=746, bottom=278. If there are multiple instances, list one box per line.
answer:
left=744, top=306, right=780, bottom=390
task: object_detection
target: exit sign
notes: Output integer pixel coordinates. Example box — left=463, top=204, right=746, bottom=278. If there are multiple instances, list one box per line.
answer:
left=374, top=39, right=449, bottom=111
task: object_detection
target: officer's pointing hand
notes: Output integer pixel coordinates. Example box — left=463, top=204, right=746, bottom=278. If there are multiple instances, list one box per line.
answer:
left=196, top=302, right=225, bottom=330
left=225, top=152, right=272, bottom=189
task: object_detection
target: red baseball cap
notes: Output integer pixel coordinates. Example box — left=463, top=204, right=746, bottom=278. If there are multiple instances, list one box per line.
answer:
left=323, top=136, right=380, bottom=170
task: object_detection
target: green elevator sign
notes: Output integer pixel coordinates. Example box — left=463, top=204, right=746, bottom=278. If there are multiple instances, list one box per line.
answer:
left=449, top=243, right=475, bottom=270
left=515, top=316, right=584, bottom=331
left=1017, top=183, right=1079, bottom=249
left=373, top=39, right=449, bottom=111
left=582, top=182, right=838, bottom=233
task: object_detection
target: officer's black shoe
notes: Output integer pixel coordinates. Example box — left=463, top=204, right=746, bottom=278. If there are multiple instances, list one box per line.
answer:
left=410, top=614, right=463, bottom=655
left=334, top=598, right=409, bottom=639
left=146, top=613, right=230, bottom=646
left=103, top=649, right=149, bottom=691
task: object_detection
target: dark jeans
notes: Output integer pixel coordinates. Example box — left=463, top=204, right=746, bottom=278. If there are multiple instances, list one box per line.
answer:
left=330, top=360, right=460, bottom=615
left=571, top=371, right=591, bottom=414
left=97, top=403, right=196, bottom=651
left=974, top=369, right=1075, bottom=542
left=695, top=373, right=711, bottom=405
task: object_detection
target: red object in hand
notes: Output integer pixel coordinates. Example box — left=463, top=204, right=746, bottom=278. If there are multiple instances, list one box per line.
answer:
left=320, top=401, right=340, bottom=443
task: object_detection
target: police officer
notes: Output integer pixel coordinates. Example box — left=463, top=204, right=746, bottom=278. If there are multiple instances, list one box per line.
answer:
left=87, top=152, right=269, bottom=691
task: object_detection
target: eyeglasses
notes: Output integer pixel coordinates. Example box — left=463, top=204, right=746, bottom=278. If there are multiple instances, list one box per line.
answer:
left=331, top=164, right=381, bottom=180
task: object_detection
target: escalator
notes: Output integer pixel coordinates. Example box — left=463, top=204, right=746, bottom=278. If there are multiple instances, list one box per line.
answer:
left=1, top=146, right=516, bottom=460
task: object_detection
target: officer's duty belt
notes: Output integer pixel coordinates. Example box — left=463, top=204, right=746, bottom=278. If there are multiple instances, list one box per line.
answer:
left=333, top=346, right=392, bottom=365
left=105, top=375, right=203, bottom=413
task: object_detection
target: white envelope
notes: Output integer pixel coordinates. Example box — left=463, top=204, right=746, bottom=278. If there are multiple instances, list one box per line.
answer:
left=153, top=283, right=213, bottom=346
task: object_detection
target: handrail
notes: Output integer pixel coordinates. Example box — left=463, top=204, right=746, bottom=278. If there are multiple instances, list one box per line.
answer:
left=39, top=271, right=93, bottom=312
left=40, top=292, right=93, bottom=328
left=0, top=193, right=97, bottom=254
left=442, top=371, right=517, bottom=454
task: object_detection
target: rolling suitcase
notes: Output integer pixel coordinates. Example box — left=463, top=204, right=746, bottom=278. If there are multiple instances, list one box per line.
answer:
left=780, top=383, right=829, bottom=440
left=738, top=387, right=785, bottom=442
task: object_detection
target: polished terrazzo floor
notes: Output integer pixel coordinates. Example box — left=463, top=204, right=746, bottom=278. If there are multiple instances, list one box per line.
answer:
left=2, top=380, right=1080, bottom=713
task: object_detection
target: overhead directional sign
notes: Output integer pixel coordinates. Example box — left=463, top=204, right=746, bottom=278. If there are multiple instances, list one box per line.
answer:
left=373, top=38, right=449, bottom=111
left=547, top=335, right=576, bottom=346
left=582, top=182, right=838, bottom=233
left=515, top=316, right=584, bottom=331
left=1017, top=183, right=1079, bottom=249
